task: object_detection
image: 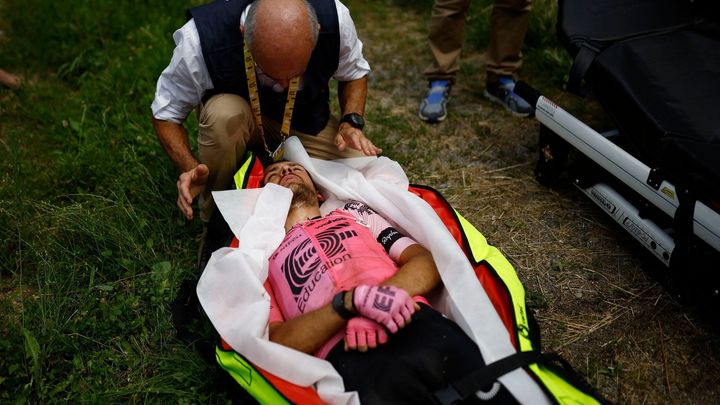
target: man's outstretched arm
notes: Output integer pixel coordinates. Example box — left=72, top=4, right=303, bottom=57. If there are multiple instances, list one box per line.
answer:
left=153, top=118, right=197, bottom=172
left=336, top=76, right=382, bottom=156
left=152, top=118, right=207, bottom=220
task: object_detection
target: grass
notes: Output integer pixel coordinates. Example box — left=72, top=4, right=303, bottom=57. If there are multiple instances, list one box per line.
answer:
left=0, top=0, right=225, bottom=402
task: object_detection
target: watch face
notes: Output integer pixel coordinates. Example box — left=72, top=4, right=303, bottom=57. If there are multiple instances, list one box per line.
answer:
left=343, top=113, right=365, bottom=130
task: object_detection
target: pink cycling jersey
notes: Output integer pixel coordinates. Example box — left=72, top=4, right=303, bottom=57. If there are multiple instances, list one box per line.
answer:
left=267, top=201, right=417, bottom=358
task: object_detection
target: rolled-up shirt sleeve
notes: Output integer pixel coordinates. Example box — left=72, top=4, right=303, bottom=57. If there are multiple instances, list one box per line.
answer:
left=151, top=19, right=214, bottom=124
left=333, top=0, right=371, bottom=82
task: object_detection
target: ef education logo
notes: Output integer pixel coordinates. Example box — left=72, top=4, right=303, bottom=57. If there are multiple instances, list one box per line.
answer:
left=372, top=286, right=397, bottom=312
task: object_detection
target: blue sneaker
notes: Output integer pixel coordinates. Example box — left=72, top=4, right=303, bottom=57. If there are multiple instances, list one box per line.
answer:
left=418, top=80, right=450, bottom=123
left=484, top=77, right=534, bottom=117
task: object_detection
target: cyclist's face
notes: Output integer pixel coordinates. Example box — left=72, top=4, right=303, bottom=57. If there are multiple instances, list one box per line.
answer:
left=263, top=161, right=314, bottom=190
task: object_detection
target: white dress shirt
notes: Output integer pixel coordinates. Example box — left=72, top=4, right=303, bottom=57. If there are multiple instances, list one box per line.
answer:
left=151, top=0, right=371, bottom=124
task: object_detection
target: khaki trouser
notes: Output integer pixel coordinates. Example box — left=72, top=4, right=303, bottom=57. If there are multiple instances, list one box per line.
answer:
left=424, top=0, right=532, bottom=84
left=197, top=93, right=364, bottom=223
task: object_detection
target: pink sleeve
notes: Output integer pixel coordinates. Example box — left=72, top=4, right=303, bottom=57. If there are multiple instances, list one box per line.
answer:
left=342, top=201, right=418, bottom=262
left=387, top=238, right=417, bottom=262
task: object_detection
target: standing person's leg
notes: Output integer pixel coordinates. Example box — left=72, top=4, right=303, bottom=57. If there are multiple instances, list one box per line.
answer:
left=424, top=0, right=471, bottom=82
left=197, top=94, right=260, bottom=224
left=485, top=0, right=531, bottom=83
left=484, top=0, right=534, bottom=117
left=419, top=0, right=471, bottom=123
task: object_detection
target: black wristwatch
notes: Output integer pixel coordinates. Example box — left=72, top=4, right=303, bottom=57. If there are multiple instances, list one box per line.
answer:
left=332, top=291, right=355, bottom=320
left=339, top=112, right=365, bottom=130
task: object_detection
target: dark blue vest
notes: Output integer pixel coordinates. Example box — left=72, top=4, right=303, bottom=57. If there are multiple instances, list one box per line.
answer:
left=188, top=0, right=340, bottom=135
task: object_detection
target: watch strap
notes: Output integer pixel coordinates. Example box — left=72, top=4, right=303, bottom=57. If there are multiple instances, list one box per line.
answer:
left=340, top=113, right=364, bottom=130
left=332, top=291, right=355, bottom=320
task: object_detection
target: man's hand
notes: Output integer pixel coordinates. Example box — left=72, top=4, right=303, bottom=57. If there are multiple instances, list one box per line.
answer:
left=352, top=285, right=416, bottom=333
left=177, top=164, right=209, bottom=220
left=344, top=317, right=388, bottom=352
left=335, top=123, right=382, bottom=156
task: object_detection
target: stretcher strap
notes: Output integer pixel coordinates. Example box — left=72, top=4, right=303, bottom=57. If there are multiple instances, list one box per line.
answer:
left=430, top=351, right=550, bottom=405
left=568, top=44, right=598, bottom=96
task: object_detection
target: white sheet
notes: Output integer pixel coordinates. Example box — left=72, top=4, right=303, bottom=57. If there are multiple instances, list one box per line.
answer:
left=197, top=137, right=550, bottom=404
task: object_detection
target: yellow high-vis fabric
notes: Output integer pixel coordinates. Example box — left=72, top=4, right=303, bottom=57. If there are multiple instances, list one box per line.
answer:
left=233, top=152, right=255, bottom=189
left=216, top=347, right=291, bottom=404
left=456, top=210, right=534, bottom=352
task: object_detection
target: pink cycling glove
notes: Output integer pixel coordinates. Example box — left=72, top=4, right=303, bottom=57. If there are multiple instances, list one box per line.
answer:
left=352, top=284, right=416, bottom=333
left=345, top=317, right=388, bottom=351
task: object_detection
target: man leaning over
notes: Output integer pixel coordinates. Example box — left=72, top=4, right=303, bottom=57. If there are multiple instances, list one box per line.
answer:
left=150, top=0, right=381, bottom=227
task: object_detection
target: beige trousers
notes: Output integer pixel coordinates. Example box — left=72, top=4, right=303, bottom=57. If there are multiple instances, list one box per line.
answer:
left=197, top=93, right=364, bottom=223
left=424, top=0, right=532, bottom=84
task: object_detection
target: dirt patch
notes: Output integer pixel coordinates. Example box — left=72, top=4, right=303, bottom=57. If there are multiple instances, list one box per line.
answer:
left=349, top=2, right=720, bottom=404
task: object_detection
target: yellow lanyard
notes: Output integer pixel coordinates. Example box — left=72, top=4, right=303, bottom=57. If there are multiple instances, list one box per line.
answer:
left=243, top=41, right=300, bottom=162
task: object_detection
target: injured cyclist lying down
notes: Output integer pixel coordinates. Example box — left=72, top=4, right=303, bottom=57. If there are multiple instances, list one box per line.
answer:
left=261, top=159, right=519, bottom=403
left=197, top=137, right=552, bottom=404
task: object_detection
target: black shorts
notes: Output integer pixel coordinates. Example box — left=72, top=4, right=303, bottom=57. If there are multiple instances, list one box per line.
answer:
left=326, top=305, right=518, bottom=404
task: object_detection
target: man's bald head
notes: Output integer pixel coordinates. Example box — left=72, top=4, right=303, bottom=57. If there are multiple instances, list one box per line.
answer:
left=244, top=0, right=319, bottom=85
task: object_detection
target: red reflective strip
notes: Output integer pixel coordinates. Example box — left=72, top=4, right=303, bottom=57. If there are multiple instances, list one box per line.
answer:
left=229, top=157, right=264, bottom=251
left=247, top=157, right=264, bottom=189
left=256, top=367, right=326, bottom=405
left=408, top=188, right=465, bottom=244
left=473, top=264, right=517, bottom=348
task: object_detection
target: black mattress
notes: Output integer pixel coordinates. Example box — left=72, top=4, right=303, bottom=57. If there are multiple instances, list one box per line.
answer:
left=558, top=0, right=720, bottom=202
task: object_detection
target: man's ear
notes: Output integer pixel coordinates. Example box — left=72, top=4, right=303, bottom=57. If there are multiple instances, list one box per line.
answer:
left=317, top=193, right=325, bottom=203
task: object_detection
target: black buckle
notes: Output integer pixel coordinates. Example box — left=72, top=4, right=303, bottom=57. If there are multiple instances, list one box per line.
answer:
left=646, top=167, right=663, bottom=190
